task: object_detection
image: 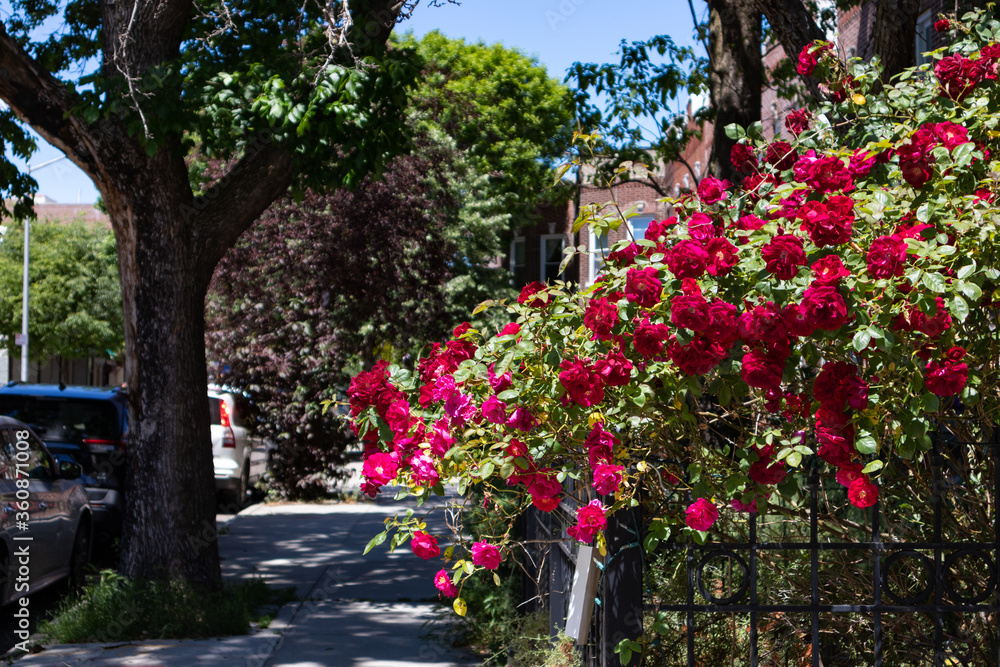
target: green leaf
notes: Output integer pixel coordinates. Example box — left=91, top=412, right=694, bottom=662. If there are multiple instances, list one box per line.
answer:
left=861, top=460, right=884, bottom=474
left=957, top=281, right=982, bottom=302
left=852, top=329, right=872, bottom=352
left=921, top=271, right=947, bottom=293
left=855, top=431, right=878, bottom=455
left=364, top=531, right=387, bottom=555
left=497, top=389, right=520, bottom=402
left=921, top=392, right=940, bottom=412
left=957, top=260, right=977, bottom=280
left=479, top=461, right=495, bottom=479
left=724, top=123, right=746, bottom=140
left=950, top=295, right=970, bottom=322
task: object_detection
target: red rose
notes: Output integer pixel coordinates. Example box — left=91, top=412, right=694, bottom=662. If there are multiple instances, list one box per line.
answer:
left=934, top=18, right=949, bottom=32
left=741, top=347, right=786, bottom=390
left=924, top=358, right=968, bottom=396
left=633, top=316, right=671, bottom=358
left=835, top=462, right=865, bottom=488
left=911, top=296, right=952, bottom=338
left=687, top=212, right=719, bottom=242
left=518, top=281, right=550, bottom=307
left=645, top=217, right=677, bottom=242
left=705, top=300, right=739, bottom=347
left=666, top=239, right=709, bottom=279
left=586, top=424, right=617, bottom=468
left=481, top=395, right=508, bottom=425
left=932, top=121, right=969, bottom=151
left=766, top=140, right=799, bottom=171
left=568, top=500, right=607, bottom=544
left=730, top=214, right=767, bottom=245
left=697, top=176, right=731, bottom=204
left=607, top=242, right=641, bottom=267
left=781, top=303, right=815, bottom=338
left=797, top=195, right=855, bottom=246
left=801, top=283, right=849, bottom=331
left=796, top=42, right=830, bottom=77
left=848, top=148, right=877, bottom=178
left=761, top=234, right=807, bottom=280
left=594, top=349, right=633, bottom=386
left=848, top=476, right=879, bottom=508
left=559, top=358, right=606, bottom=407
left=685, top=498, right=719, bottom=531
left=749, top=456, right=787, bottom=486
left=737, top=301, right=785, bottom=343
left=584, top=297, right=619, bottom=340
left=705, top=237, right=739, bottom=276
left=816, top=421, right=856, bottom=467
left=667, top=336, right=727, bottom=375
left=867, top=235, right=908, bottom=279
left=814, top=360, right=867, bottom=412
left=785, top=108, right=812, bottom=136
left=811, top=254, right=850, bottom=284
left=411, top=531, right=441, bottom=560
left=529, top=475, right=562, bottom=512
left=592, top=463, right=624, bottom=495
left=730, top=143, right=758, bottom=172
left=625, top=267, right=662, bottom=308
left=793, top=151, right=853, bottom=193
left=671, top=291, right=712, bottom=332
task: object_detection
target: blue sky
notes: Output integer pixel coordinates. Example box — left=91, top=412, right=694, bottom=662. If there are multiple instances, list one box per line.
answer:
left=9, top=0, right=700, bottom=204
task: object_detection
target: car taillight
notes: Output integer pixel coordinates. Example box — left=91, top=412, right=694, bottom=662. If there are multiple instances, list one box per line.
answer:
left=83, top=438, right=126, bottom=453
left=220, top=400, right=231, bottom=428
left=223, top=428, right=236, bottom=448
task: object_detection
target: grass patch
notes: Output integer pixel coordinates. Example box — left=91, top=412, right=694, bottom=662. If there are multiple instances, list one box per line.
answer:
left=39, top=570, right=297, bottom=643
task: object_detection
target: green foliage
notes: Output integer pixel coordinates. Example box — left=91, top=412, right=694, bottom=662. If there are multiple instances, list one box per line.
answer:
left=39, top=570, right=295, bottom=642
left=400, top=30, right=575, bottom=216
left=0, top=219, right=123, bottom=361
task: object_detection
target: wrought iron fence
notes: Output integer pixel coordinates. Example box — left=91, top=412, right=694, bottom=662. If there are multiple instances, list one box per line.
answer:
left=526, top=439, right=999, bottom=667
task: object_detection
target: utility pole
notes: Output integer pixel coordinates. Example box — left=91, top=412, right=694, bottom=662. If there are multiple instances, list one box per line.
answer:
left=21, top=155, right=68, bottom=382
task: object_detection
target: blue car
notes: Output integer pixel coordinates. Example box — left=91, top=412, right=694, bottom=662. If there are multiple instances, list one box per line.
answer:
left=0, top=383, right=127, bottom=545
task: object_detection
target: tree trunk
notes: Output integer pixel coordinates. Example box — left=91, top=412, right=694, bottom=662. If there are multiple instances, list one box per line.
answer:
left=872, top=0, right=919, bottom=83
left=101, top=145, right=223, bottom=588
left=707, top=0, right=763, bottom=182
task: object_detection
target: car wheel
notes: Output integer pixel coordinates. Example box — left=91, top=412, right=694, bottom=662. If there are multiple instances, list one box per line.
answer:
left=69, top=518, right=91, bottom=591
left=231, top=461, right=250, bottom=510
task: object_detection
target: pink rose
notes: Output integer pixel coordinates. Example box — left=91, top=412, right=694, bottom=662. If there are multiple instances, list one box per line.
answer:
left=362, top=452, right=398, bottom=486
left=848, top=476, right=879, bottom=508
left=481, top=395, right=508, bottom=425
left=567, top=500, right=607, bottom=544
left=685, top=498, right=719, bottom=531
left=409, top=453, right=440, bottom=487
left=471, top=541, right=502, bottom=570
left=411, top=531, right=441, bottom=560
left=924, top=357, right=968, bottom=397
left=633, top=316, right=670, bottom=358
left=592, top=463, right=624, bottom=495
left=434, top=569, right=458, bottom=597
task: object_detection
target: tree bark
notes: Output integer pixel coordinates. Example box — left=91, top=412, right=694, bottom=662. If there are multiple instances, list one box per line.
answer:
left=707, top=0, right=763, bottom=182
left=0, top=0, right=405, bottom=589
left=754, top=0, right=826, bottom=101
left=872, top=0, right=920, bottom=83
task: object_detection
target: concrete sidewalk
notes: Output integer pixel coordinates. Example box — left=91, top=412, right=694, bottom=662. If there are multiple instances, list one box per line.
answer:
left=11, top=498, right=480, bottom=667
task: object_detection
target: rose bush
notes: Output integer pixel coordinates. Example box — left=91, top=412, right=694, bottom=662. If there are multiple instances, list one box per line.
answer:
left=350, top=10, right=1000, bottom=612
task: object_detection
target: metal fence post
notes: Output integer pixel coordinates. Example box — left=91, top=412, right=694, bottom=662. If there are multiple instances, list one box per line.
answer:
left=602, top=506, right=643, bottom=667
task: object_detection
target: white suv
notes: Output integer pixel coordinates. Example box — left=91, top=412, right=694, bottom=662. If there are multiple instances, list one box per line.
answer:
left=208, top=386, right=271, bottom=508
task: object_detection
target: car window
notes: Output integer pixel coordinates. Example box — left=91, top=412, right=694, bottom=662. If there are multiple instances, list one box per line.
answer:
left=0, top=428, right=55, bottom=480
left=0, top=429, right=15, bottom=481
left=0, top=396, right=122, bottom=443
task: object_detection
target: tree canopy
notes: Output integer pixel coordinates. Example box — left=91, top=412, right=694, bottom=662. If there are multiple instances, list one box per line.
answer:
left=0, top=219, right=123, bottom=362
left=206, top=32, right=575, bottom=497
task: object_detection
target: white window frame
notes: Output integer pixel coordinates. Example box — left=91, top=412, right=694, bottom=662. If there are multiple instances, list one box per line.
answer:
left=587, top=215, right=656, bottom=285
left=539, top=234, right=566, bottom=284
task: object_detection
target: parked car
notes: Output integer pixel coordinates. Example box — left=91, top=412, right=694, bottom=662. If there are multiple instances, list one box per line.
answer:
left=0, top=383, right=127, bottom=544
left=0, top=416, right=92, bottom=605
left=208, top=386, right=272, bottom=508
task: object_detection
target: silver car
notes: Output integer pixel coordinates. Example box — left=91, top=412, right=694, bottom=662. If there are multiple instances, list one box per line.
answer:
left=0, top=416, right=92, bottom=607
left=208, top=387, right=272, bottom=509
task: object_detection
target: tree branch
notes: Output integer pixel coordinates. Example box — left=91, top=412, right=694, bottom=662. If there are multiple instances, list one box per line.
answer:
left=0, top=21, right=105, bottom=182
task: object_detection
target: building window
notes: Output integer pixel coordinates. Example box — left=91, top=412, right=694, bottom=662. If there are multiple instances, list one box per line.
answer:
left=540, top=234, right=566, bottom=283
left=916, top=10, right=934, bottom=66
left=587, top=215, right=656, bottom=285
left=510, top=237, right=526, bottom=287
